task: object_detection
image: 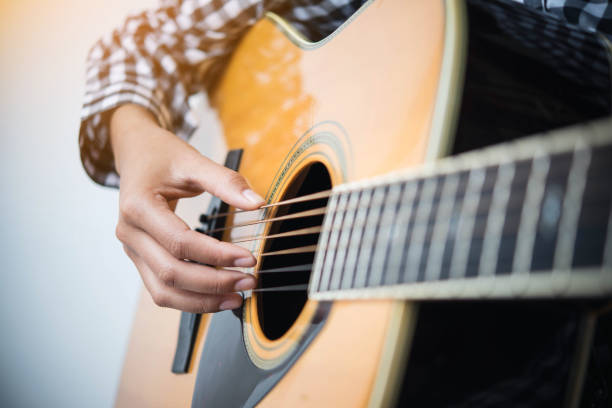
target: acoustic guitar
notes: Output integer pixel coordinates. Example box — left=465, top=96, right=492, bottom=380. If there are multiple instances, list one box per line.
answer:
left=115, top=0, right=612, bottom=406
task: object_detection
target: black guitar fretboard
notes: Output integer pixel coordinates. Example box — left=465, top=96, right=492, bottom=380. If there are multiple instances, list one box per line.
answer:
left=310, top=119, right=612, bottom=300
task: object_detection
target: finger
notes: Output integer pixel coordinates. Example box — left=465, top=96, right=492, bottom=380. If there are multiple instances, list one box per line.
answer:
left=124, top=245, right=244, bottom=312
left=119, top=197, right=256, bottom=267
left=124, top=225, right=257, bottom=294
left=184, top=154, right=265, bottom=210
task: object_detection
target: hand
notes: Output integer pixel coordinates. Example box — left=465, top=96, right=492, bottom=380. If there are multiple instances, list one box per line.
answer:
left=110, top=104, right=264, bottom=313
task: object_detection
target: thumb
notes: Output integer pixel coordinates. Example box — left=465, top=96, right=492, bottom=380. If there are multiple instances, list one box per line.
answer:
left=192, top=153, right=265, bottom=210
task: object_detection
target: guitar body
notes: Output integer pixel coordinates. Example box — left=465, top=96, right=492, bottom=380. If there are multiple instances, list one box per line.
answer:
left=116, top=0, right=611, bottom=406
left=199, top=1, right=448, bottom=405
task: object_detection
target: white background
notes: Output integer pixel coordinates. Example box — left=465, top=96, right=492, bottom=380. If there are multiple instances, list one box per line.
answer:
left=0, top=0, right=180, bottom=406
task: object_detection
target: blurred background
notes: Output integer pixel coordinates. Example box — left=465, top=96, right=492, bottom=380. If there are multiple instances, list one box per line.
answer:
left=0, top=0, right=176, bottom=406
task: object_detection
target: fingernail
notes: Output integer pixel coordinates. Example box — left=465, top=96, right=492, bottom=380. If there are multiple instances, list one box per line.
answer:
left=219, top=298, right=242, bottom=311
left=242, top=189, right=265, bottom=205
left=234, top=277, right=256, bottom=291
left=234, top=256, right=256, bottom=267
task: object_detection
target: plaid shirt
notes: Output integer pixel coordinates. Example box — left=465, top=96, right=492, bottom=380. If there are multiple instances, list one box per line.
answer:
left=79, top=0, right=612, bottom=188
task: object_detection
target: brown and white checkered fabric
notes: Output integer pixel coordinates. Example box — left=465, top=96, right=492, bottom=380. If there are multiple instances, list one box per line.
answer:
left=79, top=0, right=612, bottom=188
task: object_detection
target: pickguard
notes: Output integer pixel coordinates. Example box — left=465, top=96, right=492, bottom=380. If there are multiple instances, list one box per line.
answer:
left=191, top=301, right=331, bottom=407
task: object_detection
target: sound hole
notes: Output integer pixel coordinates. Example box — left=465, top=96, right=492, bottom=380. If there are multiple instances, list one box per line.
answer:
left=257, top=162, right=331, bottom=340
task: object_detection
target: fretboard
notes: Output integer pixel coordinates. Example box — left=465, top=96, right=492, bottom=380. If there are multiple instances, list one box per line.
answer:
left=309, top=119, right=612, bottom=300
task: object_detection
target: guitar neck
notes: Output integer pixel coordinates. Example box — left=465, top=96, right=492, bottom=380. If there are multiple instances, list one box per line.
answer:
left=310, top=119, right=612, bottom=300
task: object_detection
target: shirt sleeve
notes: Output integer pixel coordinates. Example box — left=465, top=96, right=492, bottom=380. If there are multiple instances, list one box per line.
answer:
left=80, top=0, right=612, bottom=188
left=79, top=0, right=277, bottom=187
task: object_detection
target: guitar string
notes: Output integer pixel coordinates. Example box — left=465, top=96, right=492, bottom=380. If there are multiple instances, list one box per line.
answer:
left=227, top=160, right=607, bottom=292
left=226, top=207, right=606, bottom=296
left=230, top=226, right=322, bottom=243
left=238, top=211, right=607, bottom=294
left=233, top=193, right=608, bottom=292
left=224, top=171, right=606, bottom=250
left=212, top=165, right=592, bottom=235
left=245, top=214, right=612, bottom=294
left=230, top=196, right=608, bottom=294
left=246, top=264, right=313, bottom=274
left=247, top=284, right=309, bottom=293
left=207, top=189, right=332, bottom=220
left=205, top=152, right=583, bottom=221
left=197, top=172, right=606, bottom=293
left=259, top=245, right=318, bottom=257
left=241, top=198, right=607, bottom=258
left=208, top=207, right=327, bottom=234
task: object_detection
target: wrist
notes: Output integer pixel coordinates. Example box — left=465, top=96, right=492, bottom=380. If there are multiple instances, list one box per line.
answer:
left=110, top=104, right=161, bottom=175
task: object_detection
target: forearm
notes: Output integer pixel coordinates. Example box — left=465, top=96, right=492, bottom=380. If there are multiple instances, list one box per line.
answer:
left=79, top=0, right=271, bottom=188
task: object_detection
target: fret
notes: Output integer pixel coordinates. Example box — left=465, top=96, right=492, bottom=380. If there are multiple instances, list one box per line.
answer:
left=604, top=203, right=612, bottom=269
left=449, top=167, right=486, bottom=280
left=337, top=191, right=362, bottom=289
left=368, top=183, right=403, bottom=286
left=572, top=145, right=612, bottom=268
left=439, top=171, right=469, bottom=280
left=404, top=177, right=439, bottom=282
left=364, top=186, right=390, bottom=287
left=553, top=147, right=591, bottom=271
left=353, top=187, right=385, bottom=288
left=530, top=152, right=572, bottom=272
left=464, top=166, right=498, bottom=278
left=479, top=162, right=515, bottom=277
left=320, top=193, right=349, bottom=291
left=384, top=181, right=419, bottom=285
left=398, top=180, right=424, bottom=283
left=425, top=174, right=459, bottom=282
left=311, top=193, right=339, bottom=293
left=495, top=160, right=532, bottom=275
left=331, top=191, right=359, bottom=290
left=417, top=177, right=445, bottom=281
left=512, top=155, right=550, bottom=276
left=342, top=190, right=368, bottom=289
